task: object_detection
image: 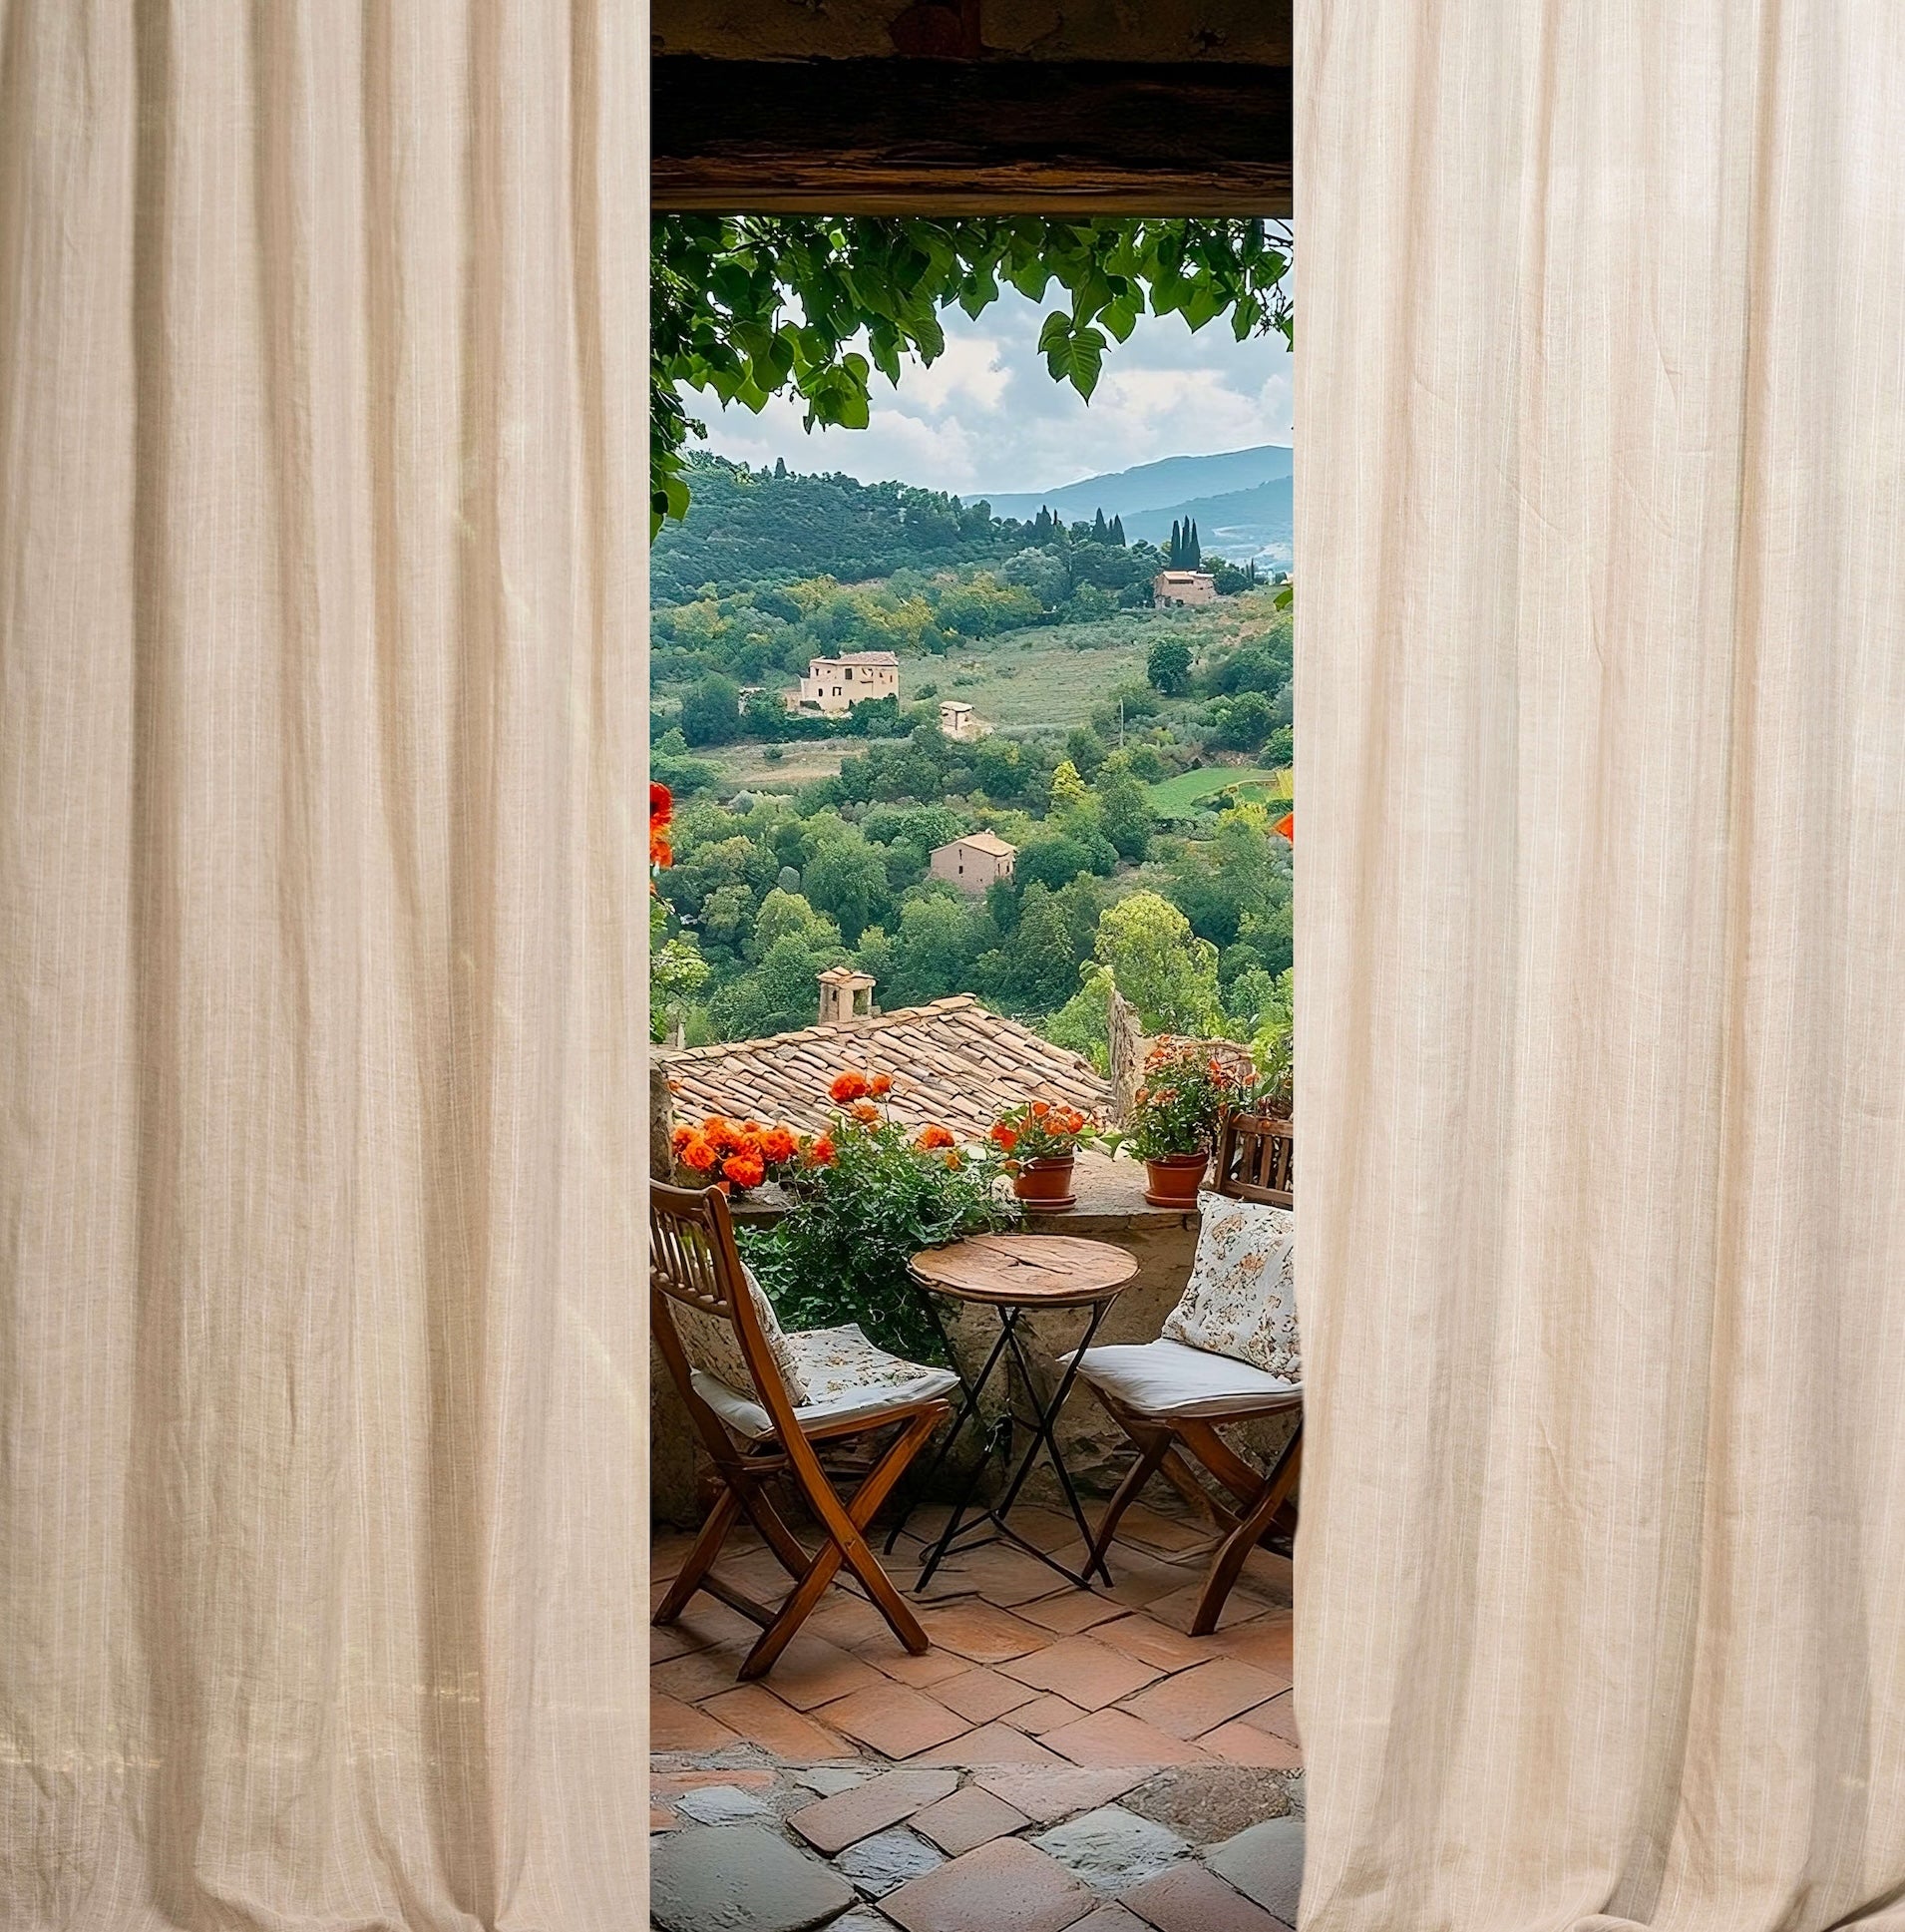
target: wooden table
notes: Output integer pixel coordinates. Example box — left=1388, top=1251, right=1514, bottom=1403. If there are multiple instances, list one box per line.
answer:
left=891, top=1234, right=1138, bottom=1592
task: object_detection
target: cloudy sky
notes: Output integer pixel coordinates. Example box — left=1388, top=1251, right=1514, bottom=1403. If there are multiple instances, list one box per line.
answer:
left=693, top=287, right=1293, bottom=499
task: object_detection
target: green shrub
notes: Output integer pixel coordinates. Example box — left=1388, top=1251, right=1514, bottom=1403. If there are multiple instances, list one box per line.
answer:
left=742, top=1107, right=1015, bottom=1359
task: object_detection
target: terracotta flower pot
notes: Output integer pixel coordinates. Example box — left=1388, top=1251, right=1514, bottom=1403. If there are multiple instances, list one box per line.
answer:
left=1011, top=1154, right=1078, bottom=1210
left=1142, top=1152, right=1209, bottom=1209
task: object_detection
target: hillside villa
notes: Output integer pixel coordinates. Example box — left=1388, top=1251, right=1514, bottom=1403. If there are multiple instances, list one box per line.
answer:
left=1154, top=568, right=1217, bottom=606
left=929, top=828, right=1016, bottom=892
left=783, top=649, right=900, bottom=716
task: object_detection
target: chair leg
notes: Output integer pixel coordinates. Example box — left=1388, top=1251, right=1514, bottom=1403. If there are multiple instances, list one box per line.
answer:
left=1190, top=1433, right=1303, bottom=1638
left=1087, top=1432, right=1172, bottom=1578
left=741, top=1408, right=942, bottom=1680
left=654, top=1484, right=741, bottom=1626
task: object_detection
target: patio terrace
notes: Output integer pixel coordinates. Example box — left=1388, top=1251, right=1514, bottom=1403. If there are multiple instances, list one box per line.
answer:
left=650, top=1497, right=1304, bottom=1932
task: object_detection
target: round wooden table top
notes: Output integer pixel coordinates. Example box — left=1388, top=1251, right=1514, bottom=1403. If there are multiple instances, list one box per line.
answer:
left=910, top=1233, right=1138, bottom=1308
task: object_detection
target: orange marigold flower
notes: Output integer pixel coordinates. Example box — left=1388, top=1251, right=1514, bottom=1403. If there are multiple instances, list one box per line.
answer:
left=830, top=1070, right=871, bottom=1104
left=677, top=1134, right=716, bottom=1172
left=869, top=1072, right=893, bottom=1096
left=704, top=1116, right=747, bottom=1154
left=850, top=1101, right=882, bottom=1126
left=944, top=1151, right=963, bottom=1171
left=915, top=1123, right=955, bottom=1151
left=649, top=781, right=673, bottom=828
left=649, top=827, right=672, bottom=870
left=1274, top=811, right=1294, bottom=845
left=670, top=1123, right=694, bottom=1151
left=988, top=1122, right=1017, bottom=1151
left=1031, top=1100, right=1050, bottom=1118
left=804, top=1135, right=836, bottom=1167
left=759, top=1124, right=798, bottom=1164
left=722, top=1154, right=766, bottom=1190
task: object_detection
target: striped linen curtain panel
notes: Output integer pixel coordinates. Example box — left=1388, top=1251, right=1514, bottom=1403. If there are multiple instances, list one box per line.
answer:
left=0, top=5, right=648, bottom=1925
left=1294, top=4, right=1905, bottom=1928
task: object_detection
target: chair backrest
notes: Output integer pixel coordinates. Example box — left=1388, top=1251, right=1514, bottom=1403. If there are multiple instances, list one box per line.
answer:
left=649, top=1179, right=801, bottom=1445
left=1212, top=1110, right=1294, bottom=1208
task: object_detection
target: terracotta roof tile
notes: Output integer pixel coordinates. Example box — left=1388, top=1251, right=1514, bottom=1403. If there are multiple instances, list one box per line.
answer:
left=661, top=994, right=1108, bottom=1141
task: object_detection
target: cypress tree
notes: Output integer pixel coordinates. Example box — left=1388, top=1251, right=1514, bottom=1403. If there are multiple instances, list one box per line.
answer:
left=1188, top=520, right=1202, bottom=568
left=1169, top=519, right=1181, bottom=567
left=1093, top=507, right=1108, bottom=542
left=1111, top=514, right=1125, bottom=546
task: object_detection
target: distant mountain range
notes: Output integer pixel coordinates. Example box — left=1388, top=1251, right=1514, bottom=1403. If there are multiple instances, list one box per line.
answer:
left=977, top=443, right=1292, bottom=568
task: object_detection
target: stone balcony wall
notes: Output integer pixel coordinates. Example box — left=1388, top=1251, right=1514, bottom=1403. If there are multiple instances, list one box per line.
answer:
left=650, top=1149, right=1298, bottom=1527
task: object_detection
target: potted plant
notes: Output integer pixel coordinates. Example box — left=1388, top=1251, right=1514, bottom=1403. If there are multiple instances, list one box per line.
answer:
left=987, top=1100, right=1097, bottom=1209
left=1125, top=1042, right=1249, bottom=1207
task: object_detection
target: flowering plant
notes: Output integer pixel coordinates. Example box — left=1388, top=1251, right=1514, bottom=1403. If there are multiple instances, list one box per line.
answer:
left=987, top=1099, right=1098, bottom=1165
left=737, top=1071, right=1014, bottom=1358
left=1123, top=1040, right=1253, bottom=1161
left=670, top=1112, right=817, bottom=1195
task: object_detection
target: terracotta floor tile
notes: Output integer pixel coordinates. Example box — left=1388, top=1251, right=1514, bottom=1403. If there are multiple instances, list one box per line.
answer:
left=1115, top=1503, right=1221, bottom=1556
left=995, top=1507, right=1086, bottom=1554
left=1141, top=1584, right=1276, bottom=1636
left=650, top=1644, right=752, bottom=1705
left=1239, top=1548, right=1295, bottom=1606
left=912, top=1784, right=1031, bottom=1856
left=1015, top=1592, right=1132, bottom=1636
left=882, top=1835, right=1096, bottom=1932
left=649, top=1693, right=741, bottom=1755
left=790, top=1768, right=961, bottom=1854
left=931, top=1668, right=1043, bottom=1726
left=905, top=1722, right=1067, bottom=1769
left=998, top=1635, right=1164, bottom=1711
left=648, top=1622, right=707, bottom=1663
left=1117, top=1860, right=1290, bottom=1931
left=1090, top=1616, right=1219, bottom=1676
left=920, top=1601, right=1053, bottom=1665
left=650, top=1767, right=779, bottom=1798
left=1193, top=1720, right=1304, bottom=1770
left=1210, top=1615, right=1294, bottom=1686
left=972, top=1767, right=1146, bottom=1824
left=756, top=1635, right=891, bottom=1712
left=700, top=1684, right=857, bottom=1761
left=818, top=1683, right=972, bottom=1758
left=922, top=1543, right=1083, bottom=1608
left=1039, top=1708, right=1216, bottom=1770
left=1117, top=1659, right=1292, bottom=1741
left=1007, top=1694, right=1091, bottom=1736
left=1096, top=1566, right=1200, bottom=1612
left=650, top=1532, right=696, bottom=1581
left=809, top=1591, right=912, bottom=1651
left=649, top=1804, right=678, bottom=1832
left=1238, top=1692, right=1300, bottom=1745
left=875, top=1647, right=977, bottom=1689
left=1070, top=1906, right=1152, bottom=1932
left=654, top=1592, right=762, bottom=1651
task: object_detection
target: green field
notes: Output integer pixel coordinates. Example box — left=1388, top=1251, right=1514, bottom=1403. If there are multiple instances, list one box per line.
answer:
left=1145, top=765, right=1291, bottom=818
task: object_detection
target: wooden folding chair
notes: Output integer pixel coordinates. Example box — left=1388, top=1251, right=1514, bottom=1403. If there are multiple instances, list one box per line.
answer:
left=1078, top=1111, right=1302, bottom=1635
left=650, top=1180, right=953, bottom=1680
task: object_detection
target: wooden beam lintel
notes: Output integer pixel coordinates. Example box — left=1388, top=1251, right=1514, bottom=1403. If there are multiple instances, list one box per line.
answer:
left=652, top=58, right=1293, bottom=216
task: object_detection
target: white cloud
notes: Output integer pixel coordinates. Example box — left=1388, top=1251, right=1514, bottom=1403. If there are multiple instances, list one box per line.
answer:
left=692, top=289, right=1292, bottom=496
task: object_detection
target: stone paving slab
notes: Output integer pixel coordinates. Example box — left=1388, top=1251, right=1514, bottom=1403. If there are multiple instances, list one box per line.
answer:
left=1205, top=1815, right=1305, bottom=1925
left=649, top=1822, right=857, bottom=1932
left=1031, top=1804, right=1189, bottom=1894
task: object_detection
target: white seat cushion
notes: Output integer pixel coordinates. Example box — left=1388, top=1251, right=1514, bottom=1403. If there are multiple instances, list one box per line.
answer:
left=1161, top=1194, right=1301, bottom=1380
left=692, top=1323, right=958, bottom=1439
left=1069, top=1338, right=1301, bottom=1420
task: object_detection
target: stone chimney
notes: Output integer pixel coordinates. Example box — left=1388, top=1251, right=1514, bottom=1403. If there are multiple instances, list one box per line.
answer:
left=818, top=966, right=877, bottom=1024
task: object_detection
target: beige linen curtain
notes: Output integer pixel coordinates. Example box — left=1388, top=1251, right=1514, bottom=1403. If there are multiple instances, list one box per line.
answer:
left=0, top=5, right=646, bottom=1927
left=1294, top=6, right=1905, bottom=1930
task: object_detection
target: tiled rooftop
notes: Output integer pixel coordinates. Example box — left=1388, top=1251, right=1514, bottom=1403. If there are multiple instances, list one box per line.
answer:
left=663, top=994, right=1110, bottom=1141
left=651, top=1504, right=1304, bottom=1931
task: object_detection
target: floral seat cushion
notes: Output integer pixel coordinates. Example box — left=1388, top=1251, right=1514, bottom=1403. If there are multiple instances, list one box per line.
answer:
left=1160, top=1193, right=1301, bottom=1380
left=693, top=1324, right=958, bottom=1440
left=670, top=1264, right=814, bottom=1404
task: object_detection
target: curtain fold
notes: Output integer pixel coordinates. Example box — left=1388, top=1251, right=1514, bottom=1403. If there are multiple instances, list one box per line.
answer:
left=1294, top=6, right=1905, bottom=1930
left=0, top=4, right=646, bottom=1926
